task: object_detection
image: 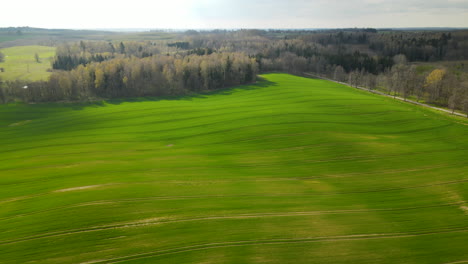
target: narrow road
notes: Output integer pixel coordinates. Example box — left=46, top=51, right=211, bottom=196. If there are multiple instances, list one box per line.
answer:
left=304, top=73, right=467, bottom=118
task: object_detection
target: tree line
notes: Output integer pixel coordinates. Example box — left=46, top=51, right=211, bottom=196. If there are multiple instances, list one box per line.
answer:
left=0, top=52, right=257, bottom=103
left=328, top=56, right=468, bottom=116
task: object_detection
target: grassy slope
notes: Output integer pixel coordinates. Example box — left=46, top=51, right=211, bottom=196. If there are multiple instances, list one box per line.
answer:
left=0, top=74, right=467, bottom=264
left=0, top=45, right=55, bottom=81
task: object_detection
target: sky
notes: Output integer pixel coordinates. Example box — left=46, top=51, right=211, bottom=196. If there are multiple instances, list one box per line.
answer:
left=2, top=0, right=468, bottom=29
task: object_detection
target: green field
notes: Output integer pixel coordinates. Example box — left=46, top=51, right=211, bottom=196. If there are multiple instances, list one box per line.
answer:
left=0, top=74, right=467, bottom=263
left=0, top=45, right=55, bottom=81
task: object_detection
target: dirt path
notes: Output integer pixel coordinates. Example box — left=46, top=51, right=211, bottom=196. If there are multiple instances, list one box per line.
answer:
left=303, top=73, right=467, bottom=118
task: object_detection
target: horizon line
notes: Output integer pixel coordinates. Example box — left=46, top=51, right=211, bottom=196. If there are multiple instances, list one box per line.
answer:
left=1, top=26, right=468, bottom=32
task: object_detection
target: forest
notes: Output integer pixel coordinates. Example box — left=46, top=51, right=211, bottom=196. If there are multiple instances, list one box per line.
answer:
left=1, top=28, right=468, bottom=114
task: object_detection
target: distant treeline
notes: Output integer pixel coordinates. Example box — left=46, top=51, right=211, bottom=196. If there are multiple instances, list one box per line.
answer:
left=0, top=52, right=257, bottom=102
left=49, top=30, right=468, bottom=75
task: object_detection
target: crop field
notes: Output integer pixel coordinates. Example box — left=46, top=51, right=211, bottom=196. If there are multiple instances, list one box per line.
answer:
left=0, top=73, right=467, bottom=263
left=0, top=45, right=55, bottom=81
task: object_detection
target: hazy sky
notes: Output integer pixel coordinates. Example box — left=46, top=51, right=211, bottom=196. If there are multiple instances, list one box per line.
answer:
left=2, top=0, right=468, bottom=29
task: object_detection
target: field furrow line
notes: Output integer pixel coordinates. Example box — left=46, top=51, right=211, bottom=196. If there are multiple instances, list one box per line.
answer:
left=1, top=198, right=465, bottom=222
left=0, top=93, right=326, bottom=136
left=0, top=110, right=425, bottom=152
left=2, top=206, right=467, bottom=245
left=1, top=178, right=467, bottom=206
left=83, top=228, right=468, bottom=264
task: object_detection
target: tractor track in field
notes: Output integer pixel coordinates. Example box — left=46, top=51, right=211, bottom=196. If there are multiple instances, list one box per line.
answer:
left=1, top=118, right=457, bottom=165
left=0, top=200, right=464, bottom=223
left=1, top=178, right=467, bottom=207
left=0, top=143, right=465, bottom=174
left=82, top=228, right=468, bottom=264
left=0, top=165, right=462, bottom=221
left=0, top=94, right=385, bottom=142
left=0, top=126, right=445, bottom=165
left=0, top=105, right=414, bottom=157
left=1, top=204, right=467, bottom=246
left=1, top=142, right=465, bottom=174
left=0, top=91, right=383, bottom=137
left=0, top=93, right=434, bottom=141
left=1, top=143, right=465, bottom=173
left=0, top=111, right=430, bottom=156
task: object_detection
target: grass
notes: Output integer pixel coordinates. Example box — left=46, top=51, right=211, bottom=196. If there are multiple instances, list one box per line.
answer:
left=0, top=73, right=467, bottom=264
left=0, top=45, right=56, bottom=81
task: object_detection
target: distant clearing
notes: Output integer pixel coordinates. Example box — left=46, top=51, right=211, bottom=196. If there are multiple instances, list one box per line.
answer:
left=0, top=74, right=466, bottom=263
left=0, top=45, right=55, bottom=81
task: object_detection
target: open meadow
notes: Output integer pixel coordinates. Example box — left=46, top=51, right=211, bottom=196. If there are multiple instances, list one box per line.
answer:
left=0, top=45, right=55, bottom=81
left=0, top=73, right=467, bottom=263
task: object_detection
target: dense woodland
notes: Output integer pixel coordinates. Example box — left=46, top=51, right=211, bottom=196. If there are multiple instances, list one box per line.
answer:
left=1, top=53, right=257, bottom=102
left=1, top=28, right=468, bottom=115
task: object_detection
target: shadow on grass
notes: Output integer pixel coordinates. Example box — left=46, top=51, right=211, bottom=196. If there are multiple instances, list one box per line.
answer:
left=94, top=77, right=278, bottom=108
left=0, top=78, right=278, bottom=140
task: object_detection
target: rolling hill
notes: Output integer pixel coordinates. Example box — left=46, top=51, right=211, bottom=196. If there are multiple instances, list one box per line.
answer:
left=0, top=73, right=467, bottom=263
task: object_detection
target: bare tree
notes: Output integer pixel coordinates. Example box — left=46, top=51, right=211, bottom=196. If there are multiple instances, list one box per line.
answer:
left=34, top=53, right=41, bottom=63
left=362, top=72, right=377, bottom=90
left=463, top=98, right=468, bottom=118
left=333, top=66, right=346, bottom=82
left=348, top=70, right=361, bottom=87
left=393, top=54, right=408, bottom=65
left=390, top=65, right=406, bottom=98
